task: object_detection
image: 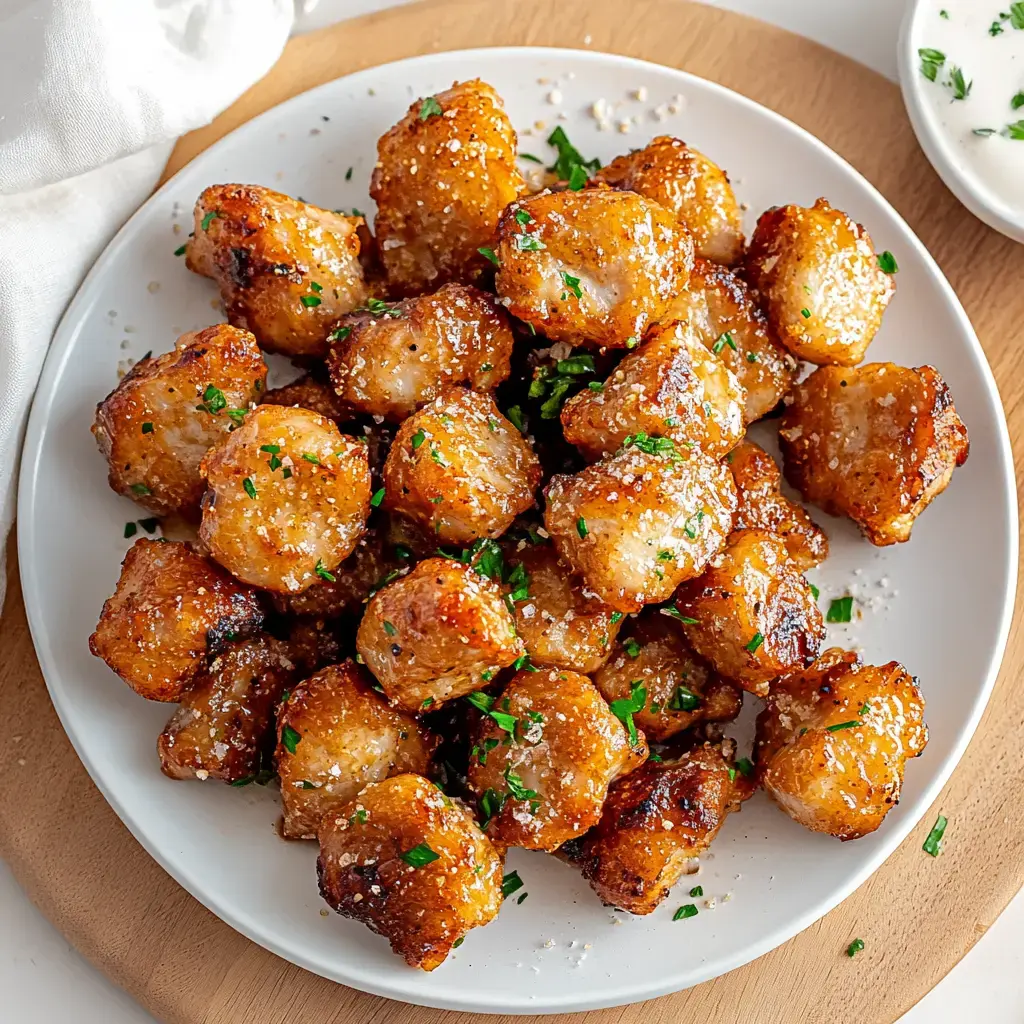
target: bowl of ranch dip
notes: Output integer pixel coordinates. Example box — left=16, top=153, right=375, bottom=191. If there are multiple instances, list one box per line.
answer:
left=899, top=0, right=1024, bottom=242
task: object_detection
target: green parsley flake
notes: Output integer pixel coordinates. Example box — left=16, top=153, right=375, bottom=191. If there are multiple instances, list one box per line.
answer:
left=576, top=516, right=589, bottom=539
left=877, top=250, right=898, bottom=274
left=608, top=680, right=646, bottom=745
left=673, top=904, right=698, bottom=921
left=560, top=271, right=583, bottom=299
left=130, top=483, right=151, bottom=496
left=669, top=685, right=701, bottom=712
left=826, top=595, right=854, bottom=623
left=689, top=885, right=703, bottom=898
left=546, top=125, right=601, bottom=183
left=411, top=429, right=426, bottom=450
left=478, top=246, right=500, bottom=267
left=124, top=521, right=137, bottom=539
left=174, top=244, right=187, bottom=257
left=922, top=814, right=947, bottom=856
left=401, top=843, right=440, bottom=867
left=329, top=326, right=351, bottom=343
left=141, top=422, right=154, bottom=434
left=745, top=632, right=765, bottom=653
left=200, top=210, right=220, bottom=231
left=418, top=96, right=443, bottom=120
left=501, top=870, right=524, bottom=898
left=281, top=724, right=301, bottom=754
left=242, top=477, right=257, bottom=500
left=383, top=620, right=397, bottom=637
left=200, top=384, right=227, bottom=414
left=918, top=47, right=945, bottom=82
left=736, top=757, right=754, bottom=777
left=370, top=487, right=385, bottom=507
left=846, top=938, right=865, bottom=957
left=712, top=331, right=737, bottom=354
left=301, top=294, right=321, bottom=307
left=314, top=559, right=336, bottom=582
left=947, top=66, right=971, bottom=101
left=826, top=720, right=862, bottom=733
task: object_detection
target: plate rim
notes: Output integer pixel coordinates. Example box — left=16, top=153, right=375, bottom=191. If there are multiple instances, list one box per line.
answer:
left=16, top=45, right=1019, bottom=1014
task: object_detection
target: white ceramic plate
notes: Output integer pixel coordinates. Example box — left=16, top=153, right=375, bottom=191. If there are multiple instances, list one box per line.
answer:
left=17, top=48, right=1017, bottom=1014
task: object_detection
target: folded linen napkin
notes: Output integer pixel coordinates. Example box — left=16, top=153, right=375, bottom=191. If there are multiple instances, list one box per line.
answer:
left=0, top=0, right=300, bottom=606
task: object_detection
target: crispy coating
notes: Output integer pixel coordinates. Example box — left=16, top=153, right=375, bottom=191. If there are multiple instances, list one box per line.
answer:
left=356, top=557, right=523, bottom=713
left=560, top=321, right=745, bottom=460
left=728, top=439, right=828, bottom=570
left=199, top=404, right=371, bottom=593
left=755, top=648, right=928, bottom=840
left=317, top=774, right=503, bottom=970
left=744, top=198, right=895, bottom=366
left=779, top=363, right=969, bottom=545
left=89, top=539, right=264, bottom=701
left=544, top=443, right=737, bottom=613
left=285, top=618, right=342, bottom=675
left=382, top=386, right=541, bottom=545
left=276, top=661, right=437, bottom=839
left=371, top=79, right=526, bottom=296
left=92, top=324, right=266, bottom=519
left=494, top=186, right=694, bottom=348
left=675, top=529, right=824, bottom=696
left=261, top=374, right=351, bottom=424
left=466, top=668, right=647, bottom=851
left=664, top=258, right=797, bottom=422
left=185, top=185, right=367, bottom=359
left=325, top=284, right=514, bottom=422
left=157, top=635, right=296, bottom=782
left=503, top=540, right=623, bottom=674
left=576, top=744, right=750, bottom=913
left=595, top=137, right=744, bottom=265
left=592, top=610, right=742, bottom=742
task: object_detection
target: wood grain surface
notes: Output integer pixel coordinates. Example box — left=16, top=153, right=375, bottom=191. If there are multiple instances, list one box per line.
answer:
left=3, top=1, right=1023, bottom=1022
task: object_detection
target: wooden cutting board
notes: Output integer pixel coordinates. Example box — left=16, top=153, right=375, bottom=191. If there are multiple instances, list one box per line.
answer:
left=3, top=1, right=1023, bottom=1022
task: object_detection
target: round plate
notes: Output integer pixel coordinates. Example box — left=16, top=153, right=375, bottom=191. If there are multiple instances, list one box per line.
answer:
left=17, top=48, right=1016, bottom=1014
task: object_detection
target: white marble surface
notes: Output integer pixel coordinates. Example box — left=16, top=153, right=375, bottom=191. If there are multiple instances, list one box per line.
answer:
left=4, top=1, right=1022, bottom=1021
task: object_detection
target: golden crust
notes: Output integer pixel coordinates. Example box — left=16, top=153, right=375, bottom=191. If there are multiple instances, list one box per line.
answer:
left=779, top=363, right=969, bottom=545
left=494, top=186, right=694, bottom=348
left=592, top=610, right=742, bottom=743
left=276, top=661, right=437, bottom=839
left=544, top=444, right=737, bottom=613
left=371, top=79, right=526, bottom=296
left=382, top=386, right=541, bottom=545
left=576, top=744, right=750, bottom=913
left=675, top=529, right=825, bottom=696
left=755, top=648, right=928, bottom=840
left=744, top=198, right=895, bottom=366
left=466, top=668, right=647, bottom=851
left=728, top=439, right=828, bottom=570
left=325, top=283, right=514, bottom=422
left=261, top=374, right=351, bottom=424
left=356, top=557, right=523, bottom=713
left=317, top=773, right=503, bottom=970
left=560, top=321, right=745, bottom=461
left=595, top=136, right=744, bottom=264
left=199, top=404, right=371, bottom=593
left=663, top=258, right=797, bottom=422
left=158, top=635, right=295, bottom=782
left=89, top=539, right=264, bottom=702
left=92, top=324, right=266, bottom=519
left=185, top=184, right=367, bottom=359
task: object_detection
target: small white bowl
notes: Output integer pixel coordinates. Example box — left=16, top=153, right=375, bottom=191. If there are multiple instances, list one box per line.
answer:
left=899, top=0, right=1024, bottom=244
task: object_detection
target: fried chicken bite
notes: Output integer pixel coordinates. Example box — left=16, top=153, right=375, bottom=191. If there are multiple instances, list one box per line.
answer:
left=356, top=557, right=523, bottom=713
left=674, top=529, right=824, bottom=696
left=261, top=373, right=351, bottom=424
left=755, top=648, right=927, bottom=840
left=89, top=539, right=264, bottom=701
left=494, top=186, right=694, bottom=348
left=575, top=743, right=751, bottom=914
left=779, top=363, right=969, bottom=545
left=594, top=136, right=744, bottom=265
left=502, top=539, right=623, bottom=674
left=560, top=321, right=745, bottom=461
left=744, top=198, right=895, bottom=366
left=317, top=773, right=504, bottom=970
left=371, top=79, right=526, bottom=296
left=158, top=635, right=295, bottom=782
left=199, top=404, right=371, bottom=593
left=544, top=440, right=737, bottom=613
left=382, top=386, right=541, bottom=545
left=592, top=609, right=742, bottom=742
left=466, top=668, right=647, bottom=851
left=728, top=439, right=828, bottom=570
left=93, top=324, right=266, bottom=519
left=185, top=184, right=367, bottom=359
left=275, top=661, right=437, bottom=839
left=664, top=258, right=797, bottom=423
left=325, top=283, right=514, bottom=422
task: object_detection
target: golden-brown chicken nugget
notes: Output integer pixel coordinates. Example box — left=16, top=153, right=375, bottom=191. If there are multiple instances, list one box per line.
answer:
left=755, top=648, right=927, bottom=840
left=494, top=186, right=693, bottom=347
left=595, top=136, right=744, bottom=264
left=371, top=79, right=526, bottom=296
left=779, top=363, right=969, bottom=545
left=89, top=539, right=264, bottom=701
left=318, top=773, right=503, bottom=969
left=185, top=185, right=367, bottom=359
left=466, top=668, right=647, bottom=850
left=276, top=661, right=437, bottom=839
left=326, top=284, right=514, bottom=422
left=745, top=198, right=896, bottom=366
left=93, top=324, right=266, bottom=519
left=199, top=404, right=371, bottom=593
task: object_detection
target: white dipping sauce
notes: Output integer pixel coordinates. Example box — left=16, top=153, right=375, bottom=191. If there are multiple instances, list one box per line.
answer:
left=914, top=1, right=1024, bottom=216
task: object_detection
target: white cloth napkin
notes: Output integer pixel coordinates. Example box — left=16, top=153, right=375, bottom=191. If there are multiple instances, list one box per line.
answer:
left=0, top=0, right=301, bottom=606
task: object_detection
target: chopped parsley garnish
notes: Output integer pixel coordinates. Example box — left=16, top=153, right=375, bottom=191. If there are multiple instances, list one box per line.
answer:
left=401, top=842, right=440, bottom=867
left=359, top=297, right=402, bottom=318
left=623, top=638, right=642, bottom=658
left=383, top=620, right=397, bottom=637
left=735, top=757, right=754, bottom=777
left=877, top=250, right=898, bottom=274
left=529, top=355, right=596, bottom=418
left=301, top=452, right=321, bottom=465
left=683, top=510, right=705, bottom=540
left=281, top=724, right=301, bottom=754
left=480, top=788, right=507, bottom=828
left=745, top=632, right=765, bottom=653
left=514, top=233, right=546, bottom=252
left=662, top=606, right=698, bottom=625
left=1012, top=3, right=1024, bottom=29
left=608, top=680, right=646, bottom=745
left=859, top=701, right=872, bottom=715
left=200, top=210, right=220, bottom=231
left=712, top=331, right=737, bottom=354
left=199, top=384, right=227, bottom=414
left=513, top=652, right=536, bottom=672
left=922, top=814, right=947, bottom=857
left=141, top=422, right=154, bottom=434
left=588, top=381, right=603, bottom=391
left=826, top=595, right=854, bottom=623
left=453, top=936, right=465, bottom=948
left=1008, top=120, right=1024, bottom=140
left=124, top=521, right=137, bottom=538
left=546, top=126, right=601, bottom=183
left=560, top=271, right=583, bottom=299
left=1014, top=93, right=1024, bottom=112
left=673, top=904, right=698, bottom=921
left=825, top=720, right=862, bottom=733
left=465, top=691, right=518, bottom=736
left=809, top=583, right=820, bottom=600
left=622, top=432, right=680, bottom=459
left=506, top=405, right=525, bottom=432
left=410, top=429, right=426, bottom=450
left=946, top=66, right=971, bottom=101
left=138, top=518, right=159, bottom=534
left=669, top=685, right=701, bottom=712
left=576, top=517, right=589, bottom=539
left=501, top=870, right=525, bottom=898
left=314, top=559, right=336, bottom=582
left=515, top=208, right=533, bottom=227
left=610, top=611, right=624, bottom=625
left=800, top=307, right=812, bottom=319
left=130, top=483, right=151, bottom=495
left=520, top=153, right=542, bottom=164
left=242, top=477, right=257, bottom=500
left=625, top=336, right=638, bottom=349
left=846, top=938, right=865, bottom=958
left=745, top=351, right=759, bottom=363
left=418, top=96, right=443, bottom=120
left=301, top=294, right=321, bottom=307
left=918, top=47, right=945, bottom=82
left=174, top=244, right=187, bottom=257
left=504, top=765, right=540, bottom=808
left=689, top=885, right=703, bottom=898
left=478, top=246, right=500, bottom=267
left=329, top=326, right=351, bottom=343
left=567, top=163, right=589, bottom=191
left=421, top=697, right=434, bottom=709
left=370, top=487, right=385, bottom=507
